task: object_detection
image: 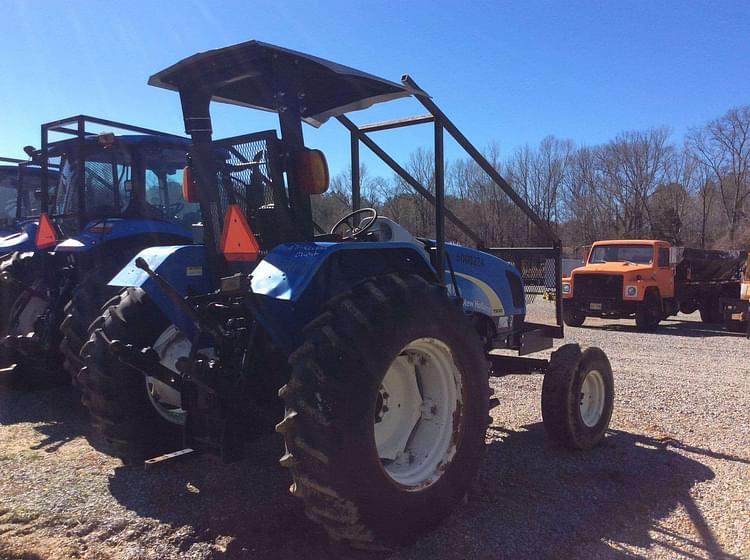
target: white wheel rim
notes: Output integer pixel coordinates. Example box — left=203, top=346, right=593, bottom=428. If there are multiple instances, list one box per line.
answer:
left=146, top=325, right=211, bottom=426
left=579, top=369, right=606, bottom=427
left=374, top=337, right=463, bottom=489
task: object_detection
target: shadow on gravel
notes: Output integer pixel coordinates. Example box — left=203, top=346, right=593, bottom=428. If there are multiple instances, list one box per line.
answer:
left=107, top=425, right=729, bottom=560
left=582, top=319, right=746, bottom=338
left=0, top=384, right=87, bottom=453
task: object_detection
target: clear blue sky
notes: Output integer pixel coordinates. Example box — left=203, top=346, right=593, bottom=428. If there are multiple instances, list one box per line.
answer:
left=1, top=0, right=748, bottom=176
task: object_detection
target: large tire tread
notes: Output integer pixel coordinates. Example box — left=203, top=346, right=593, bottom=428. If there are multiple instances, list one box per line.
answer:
left=277, top=273, right=489, bottom=549
left=79, top=287, right=179, bottom=464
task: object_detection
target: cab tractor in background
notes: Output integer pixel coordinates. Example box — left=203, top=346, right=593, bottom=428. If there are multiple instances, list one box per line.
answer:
left=0, top=156, right=59, bottom=331
left=0, top=116, right=199, bottom=387
left=0, top=156, right=59, bottom=242
left=78, top=41, right=616, bottom=548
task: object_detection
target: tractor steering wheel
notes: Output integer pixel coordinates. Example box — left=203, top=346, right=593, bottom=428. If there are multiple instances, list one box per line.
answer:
left=331, top=208, right=378, bottom=240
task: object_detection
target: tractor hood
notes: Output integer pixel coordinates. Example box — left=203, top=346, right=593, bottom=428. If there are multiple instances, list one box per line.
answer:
left=148, top=40, right=422, bottom=127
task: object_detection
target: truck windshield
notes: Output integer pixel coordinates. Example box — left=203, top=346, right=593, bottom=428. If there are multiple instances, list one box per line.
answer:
left=589, top=245, right=653, bottom=264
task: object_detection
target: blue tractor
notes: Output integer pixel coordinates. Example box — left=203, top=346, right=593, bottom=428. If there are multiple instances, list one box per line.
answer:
left=0, top=156, right=59, bottom=243
left=79, top=42, right=615, bottom=547
left=0, top=156, right=60, bottom=331
left=0, top=116, right=199, bottom=386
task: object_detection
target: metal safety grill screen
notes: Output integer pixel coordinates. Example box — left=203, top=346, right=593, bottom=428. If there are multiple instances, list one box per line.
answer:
left=212, top=130, right=285, bottom=251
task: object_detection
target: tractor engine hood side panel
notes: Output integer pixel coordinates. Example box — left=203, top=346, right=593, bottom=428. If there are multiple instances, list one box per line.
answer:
left=0, top=222, right=37, bottom=254
left=444, top=244, right=525, bottom=319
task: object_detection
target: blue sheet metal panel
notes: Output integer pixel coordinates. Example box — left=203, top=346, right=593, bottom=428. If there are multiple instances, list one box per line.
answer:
left=444, top=243, right=525, bottom=318
left=55, top=219, right=191, bottom=253
left=109, top=244, right=214, bottom=340
left=251, top=241, right=433, bottom=301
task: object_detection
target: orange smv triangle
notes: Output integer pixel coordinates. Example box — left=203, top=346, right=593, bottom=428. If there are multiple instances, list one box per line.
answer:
left=35, top=212, right=57, bottom=249
left=219, top=204, right=260, bottom=261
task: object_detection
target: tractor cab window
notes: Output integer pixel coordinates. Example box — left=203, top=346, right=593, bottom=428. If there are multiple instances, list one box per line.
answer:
left=53, top=149, right=133, bottom=219
left=83, top=150, right=132, bottom=216
left=0, top=171, right=18, bottom=226
left=143, top=148, right=200, bottom=226
left=589, top=245, right=653, bottom=265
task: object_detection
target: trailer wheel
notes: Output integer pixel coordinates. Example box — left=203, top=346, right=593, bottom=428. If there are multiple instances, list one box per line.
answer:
left=541, top=344, right=614, bottom=450
left=563, top=307, right=586, bottom=327
left=277, top=273, right=489, bottom=548
left=635, top=292, right=661, bottom=332
left=59, top=259, right=125, bottom=386
left=79, top=288, right=182, bottom=464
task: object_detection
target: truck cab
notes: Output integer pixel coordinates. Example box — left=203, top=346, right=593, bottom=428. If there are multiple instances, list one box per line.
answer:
left=564, top=239, right=745, bottom=332
left=562, top=239, right=672, bottom=330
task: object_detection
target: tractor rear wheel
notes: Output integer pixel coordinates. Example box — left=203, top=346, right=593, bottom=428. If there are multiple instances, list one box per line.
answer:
left=541, top=344, right=614, bottom=449
left=0, top=278, right=69, bottom=388
left=60, top=259, right=125, bottom=386
left=277, top=273, right=489, bottom=548
left=79, top=288, right=183, bottom=464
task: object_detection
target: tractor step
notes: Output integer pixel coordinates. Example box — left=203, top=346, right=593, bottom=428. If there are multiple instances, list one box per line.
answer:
left=144, top=447, right=196, bottom=468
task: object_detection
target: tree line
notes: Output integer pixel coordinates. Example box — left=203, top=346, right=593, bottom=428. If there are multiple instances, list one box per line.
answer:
left=313, top=105, right=750, bottom=252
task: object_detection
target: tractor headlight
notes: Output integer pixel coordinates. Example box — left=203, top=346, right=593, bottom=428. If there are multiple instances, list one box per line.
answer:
left=562, top=282, right=571, bottom=294
left=625, top=285, right=637, bottom=297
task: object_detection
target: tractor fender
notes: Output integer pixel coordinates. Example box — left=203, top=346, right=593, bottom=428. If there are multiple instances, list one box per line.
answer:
left=250, top=241, right=438, bottom=351
left=0, top=222, right=39, bottom=254
left=55, top=218, right=191, bottom=253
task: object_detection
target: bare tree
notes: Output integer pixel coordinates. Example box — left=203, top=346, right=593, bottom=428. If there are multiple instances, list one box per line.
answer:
left=687, top=106, right=750, bottom=241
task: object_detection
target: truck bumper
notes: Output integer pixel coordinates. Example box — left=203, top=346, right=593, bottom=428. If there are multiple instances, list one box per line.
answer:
left=564, top=297, right=638, bottom=318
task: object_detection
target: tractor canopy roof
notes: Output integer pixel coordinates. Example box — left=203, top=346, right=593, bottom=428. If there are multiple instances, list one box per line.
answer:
left=45, top=134, right=191, bottom=157
left=148, top=40, right=422, bottom=127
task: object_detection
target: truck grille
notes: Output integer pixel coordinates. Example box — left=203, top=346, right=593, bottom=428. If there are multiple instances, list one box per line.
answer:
left=574, top=274, right=623, bottom=298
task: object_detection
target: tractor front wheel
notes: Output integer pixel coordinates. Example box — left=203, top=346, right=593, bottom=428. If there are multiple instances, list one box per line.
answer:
left=541, top=344, right=614, bottom=450
left=277, top=273, right=489, bottom=548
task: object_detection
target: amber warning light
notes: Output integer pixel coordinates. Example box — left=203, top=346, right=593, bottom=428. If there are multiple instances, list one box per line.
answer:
left=294, top=148, right=329, bottom=195
left=35, top=212, right=57, bottom=249
left=219, top=204, right=259, bottom=261
left=181, top=165, right=199, bottom=203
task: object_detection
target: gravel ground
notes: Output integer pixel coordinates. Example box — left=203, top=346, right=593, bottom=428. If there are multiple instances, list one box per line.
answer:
left=0, top=303, right=748, bottom=560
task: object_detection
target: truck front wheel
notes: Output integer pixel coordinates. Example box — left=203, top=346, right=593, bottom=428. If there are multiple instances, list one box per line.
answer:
left=635, top=292, right=661, bottom=332
left=277, top=273, right=489, bottom=548
left=563, top=307, right=586, bottom=327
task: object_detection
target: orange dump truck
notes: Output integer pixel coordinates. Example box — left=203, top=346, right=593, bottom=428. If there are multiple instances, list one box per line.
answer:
left=562, top=239, right=746, bottom=332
